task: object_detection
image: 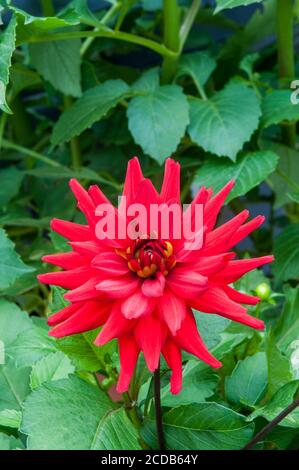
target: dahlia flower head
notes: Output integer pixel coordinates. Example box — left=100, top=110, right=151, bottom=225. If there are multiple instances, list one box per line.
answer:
left=38, top=157, right=273, bottom=395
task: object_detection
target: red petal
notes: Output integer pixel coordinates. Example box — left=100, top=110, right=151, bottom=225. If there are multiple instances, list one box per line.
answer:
left=121, top=291, right=156, bottom=319
left=96, top=275, right=139, bottom=298
left=142, top=272, right=165, bottom=298
left=167, top=268, right=208, bottom=299
left=175, top=309, right=221, bottom=368
left=191, top=287, right=264, bottom=330
left=48, top=303, right=79, bottom=327
left=38, top=267, right=98, bottom=290
left=51, top=218, right=91, bottom=241
left=116, top=335, right=140, bottom=393
left=64, top=278, right=100, bottom=302
left=162, top=340, right=182, bottom=394
left=42, top=252, right=88, bottom=270
left=212, top=256, right=274, bottom=283
left=204, top=180, right=235, bottom=231
left=121, top=156, right=144, bottom=208
left=92, top=252, right=129, bottom=277
left=69, top=241, right=100, bottom=256
left=160, top=158, right=181, bottom=204
left=223, top=285, right=260, bottom=305
left=159, top=290, right=186, bottom=335
left=69, top=179, right=96, bottom=225
left=228, top=215, right=265, bottom=248
left=49, top=301, right=110, bottom=338
left=95, top=301, right=134, bottom=345
left=134, top=315, right=167, bottom=372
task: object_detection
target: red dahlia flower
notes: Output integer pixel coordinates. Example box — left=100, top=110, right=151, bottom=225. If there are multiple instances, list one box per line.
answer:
left=38, top=158, right=273, bottom=395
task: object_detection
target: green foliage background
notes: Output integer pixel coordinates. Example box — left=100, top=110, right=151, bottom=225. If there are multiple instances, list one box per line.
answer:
left=0, top=0, right=299, bottom=451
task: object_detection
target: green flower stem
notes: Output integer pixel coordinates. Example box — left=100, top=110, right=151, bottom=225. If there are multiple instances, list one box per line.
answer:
left=80, top=2, right=122, bottom=57
left=1, top=139, right=63, bottom=167
left=25, top=29, right=176, bottom=59
left=64, top=96, right=81, bottom=169
left=179, top=0, right=201, bottom=53
left=154, top=364, right=165, bottom=450
left=243, top=392, right=299, bottom=450
left=161, top=0, right=181, bottom=84
left=276, top=0, right=296, bottom=148
left=0, top=112, right=8, bottom=150
left=41, top=0, right=55, bottom=17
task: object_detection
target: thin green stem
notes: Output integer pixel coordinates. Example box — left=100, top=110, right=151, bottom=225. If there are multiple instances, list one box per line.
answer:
left=243, top=393, right=299, bottom=450
left=24, top=30, right=176, bottom=59
left=64, top=96, right=81, bottom=169
left=122, top=392, right=142, bottom=429
left=1, top=139, right=63, bottom=167
left=161, top=0, right=181, bottom=84
left=80, top=3, right=122, bottom=56
left=0, top=113, right=8, bottom=151
left=154, top=364, right=165, bottom=450
left=179, top=0, right=201, bottom=52
left=276, top=0, right=296, bottom=148
left=41, top=0, right=55, bottom=17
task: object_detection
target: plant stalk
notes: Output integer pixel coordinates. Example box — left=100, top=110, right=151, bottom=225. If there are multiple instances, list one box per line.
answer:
left=154, top=364, right=165, bottom=450
left=41, top=0, right=55, bottom=17
left=161, top=0, right=181, bottom=84
left=276, top=0, right=296, bottom=148
left=64, top=96, right=81, bottom=169
left=243, top=394, right=299, bottom=450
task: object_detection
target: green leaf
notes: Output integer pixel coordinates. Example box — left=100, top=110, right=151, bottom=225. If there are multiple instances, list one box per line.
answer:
left=193, top=150, right=278, bottom=202
left=0, top=167, right=24, bottom=206
left=30, top=351, right=75, bottom=390
left=51, top=80, right=129, bottom=146
left=225, top=352, right=268, bottom=406
left=59, top=0, right=102, bottom=27
left=0, top=359, right=30, bottom=412
left=273, top=224, right=299, bottom=283
left=177, top=51, right=217, bottom=94
left=57, top=335, right=104, bottom=372
left=21, top=376, right=114, bottom=450
left=215, top=0, right=263, bottom=13
left=248, top=381, right=299, bottom=428
left=0, top=432, right=24, bottom=450
left=142, top=403, right=254, bottom=450
left=275, top=287, right=299, bottom=355
left=10, top=63, right=41, bottom=98
left=29, top=39, right=81, bottom=97
left=0, top=409, right=22, bottom=428
left=0, top=299, right=33, bottom=347
left=161, top=360, right=218, bottom=406
left=266, top=332, right=293, bottom=398
left=0, top=13, right=16, bottom=113
left=188, top=82, right=261, bottom=160
left=195, top=311, right=230, bottom=349
left=15, top=10, right=78, bottom=44
left=92, top=408, right=141, bottom=450
left=127, top=83, right=189, bottom=164
left=261, top=90, right=299, bottom=128
left=0, top=228, right=35, bottom=291
left=260, top=140, right=299, bottom=208
left=7, top=327, right=56, bottom=368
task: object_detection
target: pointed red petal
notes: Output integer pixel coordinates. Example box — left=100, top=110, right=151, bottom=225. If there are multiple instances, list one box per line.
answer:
left=96, top=275, right=139, bottom=298
left=42, top=252, right=88, bottom=270
left=134, top=315, right=167, bottom=372
left=204, top=180, right=235, bottom=231
left=160, top=158, right=181, bottom=204
left=116, top=335, right=140, bottom=393
left=223, top=285, right=260, bottom=305
left=48, top=303, right=79, bottom=327
left=159, top=290, right=186, bottom=336
left=50, top=218, right=91, bottom=241
left=69, top=179, right=96, bottom=225
left=175, top=309, right=221, bottom=368
left=162, top=340, right=182, bottom=394
left=49, top=301, right=110, bottom=338
left=212, top=256, right=274, bottom=283
left=121, top=291, right=156, bottom=319
left=142, top=272, right=165, bottom=298
left=95, top=301, right=134, bottom=345
left=38, top=267, right=98, bottom=290
left=92, top=252, right=129, bottom=277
